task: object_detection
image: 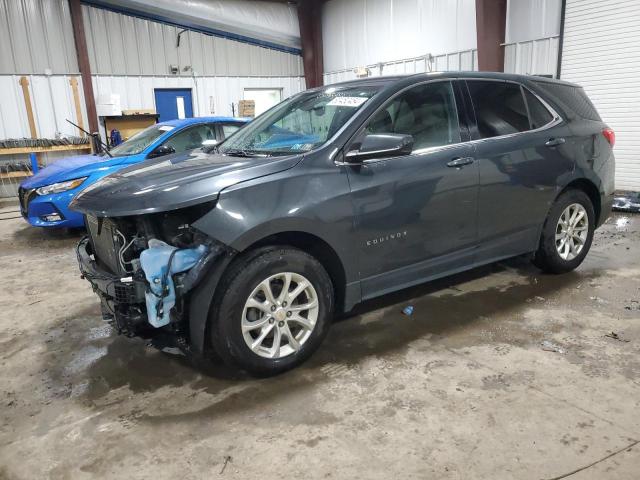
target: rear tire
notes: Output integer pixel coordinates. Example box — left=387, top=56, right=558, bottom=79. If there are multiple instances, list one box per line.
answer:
left=210, top=246, right=333, bottom=376
left=533, top=189, right=595, bottom=273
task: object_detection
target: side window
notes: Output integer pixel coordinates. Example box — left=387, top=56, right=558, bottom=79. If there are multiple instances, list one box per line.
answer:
left=524, top=89, right=554, bottom=129
left=467, top=81, right=529, bottom=138
left=163, top=124, right=217, bottom=153
left=221, top=123, right=242, bottom=139
left=364, top=81, right=461, bottom=150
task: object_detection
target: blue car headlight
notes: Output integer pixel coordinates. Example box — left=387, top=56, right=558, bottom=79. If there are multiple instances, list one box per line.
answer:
left=36, top=177, right=87, bottom=196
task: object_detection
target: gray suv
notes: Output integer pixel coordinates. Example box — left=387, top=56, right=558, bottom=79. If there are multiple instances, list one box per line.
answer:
left=72, top=72, right=615, bottom=376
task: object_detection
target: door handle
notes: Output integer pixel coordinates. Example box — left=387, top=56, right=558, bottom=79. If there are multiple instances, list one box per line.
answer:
left=447, top=157, right=475, bottom=168
left=545, top=137, right=566, bottom=147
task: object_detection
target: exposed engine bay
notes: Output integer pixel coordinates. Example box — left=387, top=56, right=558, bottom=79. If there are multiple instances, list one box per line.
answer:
left=76, top=202, right=227, bottom=352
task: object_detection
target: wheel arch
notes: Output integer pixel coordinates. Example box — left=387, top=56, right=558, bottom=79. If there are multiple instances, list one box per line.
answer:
left=242, top=231, right=348, bottom=313
left=188, top=229, right=354, bottom=358
left=559, top=178, right=602, bottom=225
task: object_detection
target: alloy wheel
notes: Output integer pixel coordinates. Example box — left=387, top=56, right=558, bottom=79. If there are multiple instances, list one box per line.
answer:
left=555, top=203, right=589, bottom=261
left=241, top=272, right=319, bottom=359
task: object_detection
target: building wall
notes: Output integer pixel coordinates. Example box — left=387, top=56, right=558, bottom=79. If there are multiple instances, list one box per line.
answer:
left=0, top=0, right=78, bottom=75
left=0, top=0, right=305, bottom=197
left=91, top=75, right=305, bottom=119
left=82, top=4, right=303, bottom=77
left=323, top=49, right=477, bottom=85
left=560, top=0, right=640, bottom=191
left=322, top=0, right=477, bottom=79
left=503, top=0, right=561, bottom=76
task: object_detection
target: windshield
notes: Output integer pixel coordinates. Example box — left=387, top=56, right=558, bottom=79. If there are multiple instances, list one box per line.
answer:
left=108, top=124, right=175, bottom=156
left=219, top=86, right=380, bottom=156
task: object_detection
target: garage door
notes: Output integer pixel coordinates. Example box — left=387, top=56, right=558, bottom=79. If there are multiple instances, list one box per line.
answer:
left=560, top=0, right=640, bottom=191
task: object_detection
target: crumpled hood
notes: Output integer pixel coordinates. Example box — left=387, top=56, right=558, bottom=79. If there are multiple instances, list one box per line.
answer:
left=20, top=154, right=128, bottom=189
left=70, top=149, right=303, bottom=217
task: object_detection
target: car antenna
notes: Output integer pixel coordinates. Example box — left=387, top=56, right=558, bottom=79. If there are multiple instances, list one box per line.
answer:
left=66, top=118, right=112, bottom=157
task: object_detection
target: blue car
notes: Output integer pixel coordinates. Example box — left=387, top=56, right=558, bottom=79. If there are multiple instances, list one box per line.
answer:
left=18, top=116, right=248, bottom=228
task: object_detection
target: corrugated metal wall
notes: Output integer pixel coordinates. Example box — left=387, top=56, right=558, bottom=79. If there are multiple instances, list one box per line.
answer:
left=0, top=1, right=305, bottom=198
left=561, top=0, right=640, bottom=191
left=323, top=49, right=477, bottom=85
left=0, top=0, right=78, bottom=74
left=0, top=75, right=87, bottom=139
left=82, top=4, right=303, bottom=77
left=322, top=0, right=477, bottom=74
left=503, top=0, right=561, bottom=77
left=504, top=36, right=559, bottom=77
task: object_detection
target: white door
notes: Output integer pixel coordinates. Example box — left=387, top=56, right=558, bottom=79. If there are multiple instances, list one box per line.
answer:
left=561, top=0, right=640, bottom=191
left=244, top=89, right=282, bottom=117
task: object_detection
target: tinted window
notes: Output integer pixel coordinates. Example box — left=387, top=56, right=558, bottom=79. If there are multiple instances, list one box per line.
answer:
left=364, top=81, right=461, bottom=150
left=524, top=89, right=553, bottom=129
left=533, top=82, right=601, bottom=121
left=163, top=124, right=216, bottom=153
left=467, top=81, right=529, bottom=138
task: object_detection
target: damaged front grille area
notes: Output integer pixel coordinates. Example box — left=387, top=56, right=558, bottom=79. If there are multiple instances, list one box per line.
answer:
left=78, top=204, right=226, bottom=347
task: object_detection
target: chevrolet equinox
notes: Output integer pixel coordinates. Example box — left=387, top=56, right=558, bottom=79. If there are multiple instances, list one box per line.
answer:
left=71, top=72, right=615, bottom=376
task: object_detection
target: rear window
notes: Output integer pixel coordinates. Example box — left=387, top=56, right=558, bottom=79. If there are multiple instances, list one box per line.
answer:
left=533, top=82, right=601, bottom=121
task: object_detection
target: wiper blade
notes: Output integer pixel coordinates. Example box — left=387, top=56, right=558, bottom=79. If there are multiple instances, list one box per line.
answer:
left=223, top=149, right=271, bottom=158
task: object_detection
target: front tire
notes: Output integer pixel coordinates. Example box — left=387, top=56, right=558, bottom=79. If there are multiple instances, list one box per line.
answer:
left=533, top=189, right=595, bottom=273
left=210, top=246, right=334, bottom=376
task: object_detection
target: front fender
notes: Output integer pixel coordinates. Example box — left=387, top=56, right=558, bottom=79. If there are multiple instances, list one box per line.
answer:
left=187, top=161, right=359, bottom=354
left=191, top=162, right=357, bottom=282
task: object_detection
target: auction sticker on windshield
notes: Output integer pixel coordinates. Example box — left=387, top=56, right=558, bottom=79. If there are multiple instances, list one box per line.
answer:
left=327, top=96, right=368, bottom=107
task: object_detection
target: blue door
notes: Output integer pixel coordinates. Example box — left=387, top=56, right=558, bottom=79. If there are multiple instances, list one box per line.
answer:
left=154, top=88, right=193, bottom=122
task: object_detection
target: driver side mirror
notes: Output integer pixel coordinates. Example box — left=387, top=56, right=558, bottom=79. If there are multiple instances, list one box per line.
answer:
left=147, top=144, right=175, bottom=159
left=346, top=133, right=414, bottom=162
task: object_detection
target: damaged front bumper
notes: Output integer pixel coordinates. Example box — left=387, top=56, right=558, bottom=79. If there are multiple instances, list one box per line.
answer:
left=77, top=236, right=150, bottom=335
left=77, top=233, right=227, bottom=351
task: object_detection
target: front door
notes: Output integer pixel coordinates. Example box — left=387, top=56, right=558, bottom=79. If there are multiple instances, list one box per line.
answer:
left=154, top=88, right=193, bottom=122
left=345, top=81, right=479, bottom=299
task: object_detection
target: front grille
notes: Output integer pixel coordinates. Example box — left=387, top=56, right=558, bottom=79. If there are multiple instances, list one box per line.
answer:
left=114, top=283, right=142, bottom=304
left=18, top=187, right=36, bottom=216
left=86, top=215, right=122, bottom=274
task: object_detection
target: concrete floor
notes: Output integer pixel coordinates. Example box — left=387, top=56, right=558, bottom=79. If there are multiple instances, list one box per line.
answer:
left=1, top=203, right=639, bottom=480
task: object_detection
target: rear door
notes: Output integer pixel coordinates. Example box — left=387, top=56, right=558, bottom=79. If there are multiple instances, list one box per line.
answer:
left=464, top=80, right=574, bottom=260
left=345, top=80, right=479, bottom=298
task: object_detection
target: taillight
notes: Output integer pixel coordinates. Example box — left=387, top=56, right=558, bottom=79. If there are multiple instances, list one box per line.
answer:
left=602, top=127, right=615, bottom=147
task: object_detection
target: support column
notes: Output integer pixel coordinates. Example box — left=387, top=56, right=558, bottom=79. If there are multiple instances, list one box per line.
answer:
left=475, top=0, right=507, bottom=72
left=69, top=0, right=98, bottom=133
left=297, top=0, right=324, bottom=88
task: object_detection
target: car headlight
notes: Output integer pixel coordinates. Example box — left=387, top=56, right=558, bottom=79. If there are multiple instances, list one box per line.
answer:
left=36, top=177, right=87, bottom=196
